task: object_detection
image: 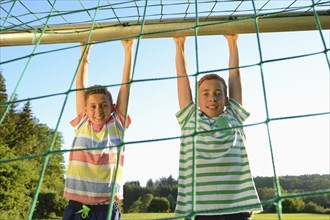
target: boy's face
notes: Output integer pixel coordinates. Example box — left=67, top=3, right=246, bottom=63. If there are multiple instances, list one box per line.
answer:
left=85, top=94, right=112, bottom=125
left=198, top=79, right=228, bottom=118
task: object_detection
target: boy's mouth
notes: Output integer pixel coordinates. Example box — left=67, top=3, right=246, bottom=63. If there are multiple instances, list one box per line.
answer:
left=207, top=105, right=218, bottom=109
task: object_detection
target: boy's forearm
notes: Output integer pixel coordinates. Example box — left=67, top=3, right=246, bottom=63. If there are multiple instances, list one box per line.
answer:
left=117, top=40, right=134, bottom=115
left=176, top=55, right=187, bottom=77
left=226, top=35, right=242, bottom=104
left=77, top=44, right=91, bottom=89
left=227, top=38, right=239, bottom=73
left=175, top=40, right=188, bottom=77
left=122, top=44, right=133, bottom=84
left=77, top=61, right=88, bottom=89
left=174, top=37, right=192, bottom=110
left=76, top=43, right=91, bottom=114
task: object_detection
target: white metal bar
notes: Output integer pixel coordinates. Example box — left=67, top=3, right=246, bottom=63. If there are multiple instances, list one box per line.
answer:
left=1, top=12, right=329, bottom=46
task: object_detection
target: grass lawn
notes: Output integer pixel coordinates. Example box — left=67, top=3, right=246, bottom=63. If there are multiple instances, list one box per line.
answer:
left=253, top=213, right=330, bottom=220
left=44, top=213, right=330, bottom=220
left=121, top=213, right=330, bottom=220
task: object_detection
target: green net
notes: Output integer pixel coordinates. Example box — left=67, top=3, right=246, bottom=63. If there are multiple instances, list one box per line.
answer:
left=1, top=0, right=329, bottom=220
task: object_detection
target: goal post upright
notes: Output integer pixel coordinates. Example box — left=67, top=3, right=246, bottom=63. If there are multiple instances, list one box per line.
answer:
left=1, top=11, right=329, bottom=46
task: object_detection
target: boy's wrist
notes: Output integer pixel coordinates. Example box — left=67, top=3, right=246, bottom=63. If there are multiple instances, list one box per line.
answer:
left=79, top=59, right=89, bottom=63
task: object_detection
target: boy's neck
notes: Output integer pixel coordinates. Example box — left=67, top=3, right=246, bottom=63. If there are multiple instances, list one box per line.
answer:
left=92, top=123, right=104, bottom=132
left=88, top=119, right=105, bottom=132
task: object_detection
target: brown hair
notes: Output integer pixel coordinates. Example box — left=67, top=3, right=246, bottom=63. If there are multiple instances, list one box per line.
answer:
left=198, top=74, right=227, bottom=96
left=85, top=85, right=113, bottom=105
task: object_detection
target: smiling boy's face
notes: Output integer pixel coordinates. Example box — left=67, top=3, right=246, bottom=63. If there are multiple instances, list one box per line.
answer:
left=85, top=93, right=112, bottom=125
left=197, top=79, right=228, bottom=118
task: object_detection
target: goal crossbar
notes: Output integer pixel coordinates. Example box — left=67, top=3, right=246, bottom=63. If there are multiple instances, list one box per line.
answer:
left=1, top=11, right=329, bottom=46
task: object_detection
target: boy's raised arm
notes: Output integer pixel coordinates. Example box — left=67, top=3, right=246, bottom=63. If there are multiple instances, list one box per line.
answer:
left=76, top=43, right=92, bottom=115
left=225, top=34, right=242, bottom=105
left=174, top=37, right=193, bottom=110
left=116, top=39, right=134, bottom=118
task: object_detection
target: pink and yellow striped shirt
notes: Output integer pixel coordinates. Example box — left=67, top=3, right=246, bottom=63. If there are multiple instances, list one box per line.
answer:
left=64, top=110, right=130, bottom=205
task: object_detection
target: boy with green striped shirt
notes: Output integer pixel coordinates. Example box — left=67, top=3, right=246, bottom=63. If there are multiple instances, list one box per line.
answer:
left=173, top=35, right=263, bottom=220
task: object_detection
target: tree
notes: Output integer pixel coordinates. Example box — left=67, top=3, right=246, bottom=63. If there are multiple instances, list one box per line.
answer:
left=256, top=187, right=276, bottom=213
left=154, top=175, right=178, bottom=211
left=123, top=181, right=143, bottom=213
left=0, top=71, right=8, bottom=113
left=128, top=199, right=143, bottom=213
left=254, top=175, right=330, bottom=213
left=35, top=125, right=65, bottom=193
left=0, top=146, right=33, bottom=220
left=0, top=73, right=66, bottom=219
left=147, top=197, right=170, bottom=213
left=166, top=194, right=176, bottom=212
left=146, top=178, right=155, bottom=194
left=14, top=101, right=38, bottom=156
left=33, top=126, right=66, bottom=218
left=0, top=98, right=19, bottom=151
left=140, top=193, right=154, bottom=212
left=282, top=198, right=305, bottom=213
left=33, top=192, right=67, bottom=218
left=0, top=72, right=18, bottom=150
left=0, top=78, right=36, bottom=219
left=303, top=201, right=326, bottom=214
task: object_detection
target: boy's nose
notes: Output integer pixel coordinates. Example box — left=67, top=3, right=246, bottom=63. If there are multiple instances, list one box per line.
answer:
left=210, top=94, right=217, bottom=101
left=96, top=107, right=103, bottom=113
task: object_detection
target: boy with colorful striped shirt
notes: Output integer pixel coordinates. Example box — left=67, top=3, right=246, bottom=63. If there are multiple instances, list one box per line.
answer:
left=63, top=39, right=134, bottom=220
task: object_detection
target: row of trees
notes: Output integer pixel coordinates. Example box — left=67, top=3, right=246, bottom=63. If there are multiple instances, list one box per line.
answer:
left=122, top=174, right=330, bottom=214
left=255, top=175, right=330, bottom=214
left=0, top=72, right=329, bottom=218
left=123, top=176, right=178, bottom=213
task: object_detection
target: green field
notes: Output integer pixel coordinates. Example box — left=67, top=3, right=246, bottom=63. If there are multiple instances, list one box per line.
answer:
left=43, top=213, right=330, bottom=220
left=122, top=213, right=330, bottom=220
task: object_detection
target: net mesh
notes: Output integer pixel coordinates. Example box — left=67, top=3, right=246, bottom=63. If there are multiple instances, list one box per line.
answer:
left=0, top=0, right=329, bottom=220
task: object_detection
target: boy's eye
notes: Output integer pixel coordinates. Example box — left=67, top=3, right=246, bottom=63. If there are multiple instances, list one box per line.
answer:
left=215, top=91, right=222, bottom=96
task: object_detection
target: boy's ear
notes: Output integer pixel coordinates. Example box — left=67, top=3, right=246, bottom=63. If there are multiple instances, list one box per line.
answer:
left=225, top=97, right=229, bottom=107
left=196, top=100, right=201, bottom=108
left=111, top=103, right=116, bottom=113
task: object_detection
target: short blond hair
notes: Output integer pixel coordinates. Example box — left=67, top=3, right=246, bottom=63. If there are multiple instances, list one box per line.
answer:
left=198, top=74, right=227, bottom=96
left=85, top=85, right=113, bottom=105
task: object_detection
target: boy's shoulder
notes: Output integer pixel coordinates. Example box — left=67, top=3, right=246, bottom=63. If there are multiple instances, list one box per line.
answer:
left=70, top=112, right=87, bottom=127
left=226, top=98, right=250, bottom=123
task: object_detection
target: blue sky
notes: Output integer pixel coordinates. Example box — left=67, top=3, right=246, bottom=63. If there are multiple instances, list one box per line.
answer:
left=1, top=1, right=329, bottom=186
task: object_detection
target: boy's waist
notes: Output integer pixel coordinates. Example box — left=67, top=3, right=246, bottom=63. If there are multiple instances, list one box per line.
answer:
left=70, top=199, right=110, bottom=206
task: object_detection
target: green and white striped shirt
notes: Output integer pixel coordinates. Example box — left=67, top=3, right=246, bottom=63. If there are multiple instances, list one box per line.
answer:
left=175, top=99, right=263, bottom=216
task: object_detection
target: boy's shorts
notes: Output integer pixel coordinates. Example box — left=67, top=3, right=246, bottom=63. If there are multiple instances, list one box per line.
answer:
left=62, top=200, right=121, bottom=220
left=192, top=212, right=252, bottom=220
